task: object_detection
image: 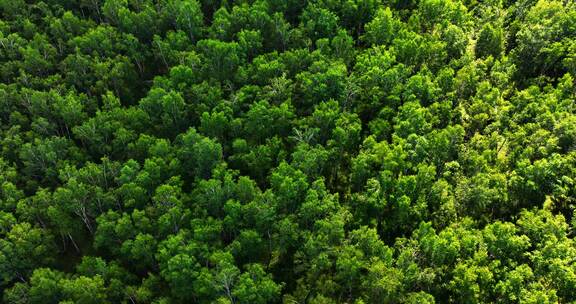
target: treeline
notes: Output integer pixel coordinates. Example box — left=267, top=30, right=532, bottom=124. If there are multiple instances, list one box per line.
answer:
left=1, top=0, right=576, bottom=303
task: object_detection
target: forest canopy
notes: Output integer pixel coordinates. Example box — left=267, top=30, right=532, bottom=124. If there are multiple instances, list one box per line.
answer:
left=1, top=0, right=576, bottom=303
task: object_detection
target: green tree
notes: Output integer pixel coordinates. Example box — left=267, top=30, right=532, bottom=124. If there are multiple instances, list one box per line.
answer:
left=475, top=23, right=504, bottom=59
left=0, top=223, right=55, bottom=285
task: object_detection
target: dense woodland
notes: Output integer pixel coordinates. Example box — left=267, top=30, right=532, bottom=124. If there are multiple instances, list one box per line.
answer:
left=1, top=0, right=576, bottom=303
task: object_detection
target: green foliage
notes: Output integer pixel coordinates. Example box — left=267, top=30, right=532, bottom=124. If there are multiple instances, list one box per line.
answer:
left=476, top=23, right=505, bottom=59
left=2, top=0, right=576, bottom=303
